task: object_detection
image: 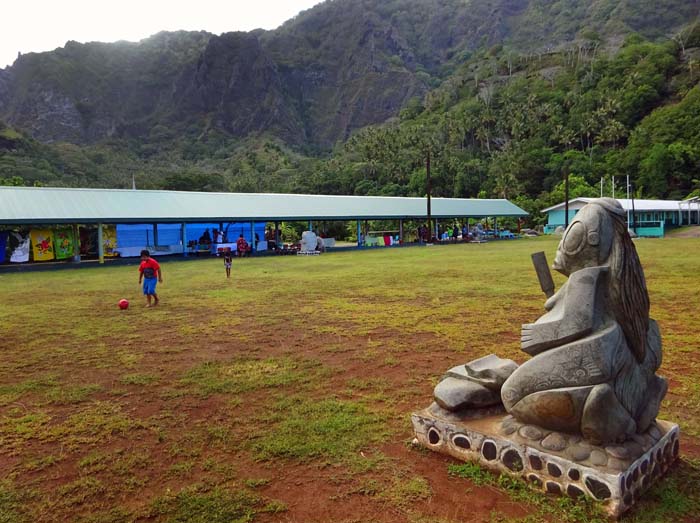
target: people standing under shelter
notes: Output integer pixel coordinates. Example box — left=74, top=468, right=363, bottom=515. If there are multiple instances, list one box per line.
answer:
left=138, top=249, right=162, bottom=307
left=223, top=248, right=233, bottom=279
left=236, top=234, right=249, bottom=257
left=199, top=229, right=211, bottom=247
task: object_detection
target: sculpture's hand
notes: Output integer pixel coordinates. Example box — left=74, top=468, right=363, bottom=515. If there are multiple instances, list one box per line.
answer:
left=521, top=323, right=556, bottom=356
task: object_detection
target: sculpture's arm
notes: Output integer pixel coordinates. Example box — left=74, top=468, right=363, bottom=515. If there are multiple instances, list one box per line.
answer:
left=521, top=267, right=606, bottom=356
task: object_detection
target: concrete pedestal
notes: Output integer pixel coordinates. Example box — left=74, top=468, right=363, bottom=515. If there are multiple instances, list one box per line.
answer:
left=412, top=403, right=679, bottom=519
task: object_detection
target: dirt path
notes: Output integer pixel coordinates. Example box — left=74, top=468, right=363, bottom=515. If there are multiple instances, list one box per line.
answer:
left=667, top=226, right=700, bottom=238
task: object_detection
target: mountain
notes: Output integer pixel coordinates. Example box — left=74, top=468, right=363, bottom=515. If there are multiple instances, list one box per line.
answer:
left=1, top=0, right=698, bottom=149
left=2, top=0, right=700, bottom=212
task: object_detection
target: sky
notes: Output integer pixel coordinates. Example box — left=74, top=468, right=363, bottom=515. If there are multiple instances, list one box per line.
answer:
left=1, top=0, right=325, bottom=68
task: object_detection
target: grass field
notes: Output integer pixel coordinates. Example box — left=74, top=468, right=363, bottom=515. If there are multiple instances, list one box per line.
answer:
left=1, top=237, right=700, bottom=523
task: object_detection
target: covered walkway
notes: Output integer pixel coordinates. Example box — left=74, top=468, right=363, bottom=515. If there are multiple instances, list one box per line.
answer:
left=0, top=187, right=527, bottom=265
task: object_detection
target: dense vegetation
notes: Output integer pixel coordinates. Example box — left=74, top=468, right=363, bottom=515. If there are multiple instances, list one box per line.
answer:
left=2, top=0, right=700, bottom=226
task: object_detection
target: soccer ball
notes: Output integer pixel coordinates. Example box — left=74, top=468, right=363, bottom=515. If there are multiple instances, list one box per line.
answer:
left=118, top=299, right=129, bottom=310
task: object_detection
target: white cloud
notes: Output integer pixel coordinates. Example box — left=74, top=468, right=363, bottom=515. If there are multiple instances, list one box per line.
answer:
left=1, top=0, right=323, bottom=68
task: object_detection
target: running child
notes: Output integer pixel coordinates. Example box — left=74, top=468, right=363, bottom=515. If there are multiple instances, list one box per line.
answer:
left=138, top=249, right=163, bottom=307
left=223, top=247, right=232, bottom=279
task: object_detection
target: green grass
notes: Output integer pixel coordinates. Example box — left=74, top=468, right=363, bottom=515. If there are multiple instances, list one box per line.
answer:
left=1, top=237, right=699, bottom=522
left=250, top=396, right=388, bottom=467
left=448, top=463, right=607, bottom=523
left=0, top=481, right=29, bottom=523
left=149, top=485, right=283, bottom=523
left=181, top=357, right=321, bottom=397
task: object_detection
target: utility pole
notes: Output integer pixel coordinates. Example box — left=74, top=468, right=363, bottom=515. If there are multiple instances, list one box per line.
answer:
left=564, top=167, right=570, bottom=229
left=626, top=174, right=631, bottom=229
left=612, top=176, right=615, bottom=199
left=426, top=148, right=432, bottom=243
left=631, top=181, right=637, bottom=234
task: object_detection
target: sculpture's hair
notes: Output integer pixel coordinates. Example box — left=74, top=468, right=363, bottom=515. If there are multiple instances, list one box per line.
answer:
left=593, top=199, right=650, bottom=362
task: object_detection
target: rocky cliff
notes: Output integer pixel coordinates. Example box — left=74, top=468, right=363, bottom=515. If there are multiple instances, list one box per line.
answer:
left=0, top=0, right=696, bottom=148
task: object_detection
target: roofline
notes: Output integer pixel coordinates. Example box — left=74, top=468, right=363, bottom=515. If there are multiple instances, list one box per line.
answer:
left=0, top=212, right=528, bottom=226
left=541, top=198, right=696, bottom=214
left=540, top=198, right=592, bottom=213
left=0, top=186, right=512, bottom=203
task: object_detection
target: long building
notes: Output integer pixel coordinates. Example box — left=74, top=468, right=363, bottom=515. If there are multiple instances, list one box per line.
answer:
left=542, top=197, right=700, bottom=237
left=0, top=186, right=527, bottom=264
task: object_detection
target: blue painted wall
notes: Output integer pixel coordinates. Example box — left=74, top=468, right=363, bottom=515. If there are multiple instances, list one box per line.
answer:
left=545, top=209, right=669, bottom=237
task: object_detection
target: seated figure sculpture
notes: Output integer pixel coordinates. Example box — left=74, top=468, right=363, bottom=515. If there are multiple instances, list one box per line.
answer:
left=435, top=198, right=667, bottom=446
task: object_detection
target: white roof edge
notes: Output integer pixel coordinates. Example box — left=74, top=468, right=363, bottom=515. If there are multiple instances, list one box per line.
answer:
left=542, top=197, right=694, bottom=214
left=0, top=186, right=510, bottom=202
left=540, top=198, right=593, bottom=213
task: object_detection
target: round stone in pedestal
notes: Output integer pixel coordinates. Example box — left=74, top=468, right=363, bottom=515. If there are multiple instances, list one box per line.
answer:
left=502, top=449, right=524, bottom=471
left=546, top=481, right=562, bottom=494
left=589, top=449, right=608, bottom=466
left=606, top=445, right=630, bottom=460
left=585, top=477, right=612, bottom=500
left=547, top=462, right=562, bottom=478
left=567, top=445, right=591, bottom=462
left=518, top=425, right=544, bottom=440
left=529, top=455, right=543, bottom=470
left=428, top=427, right=441, bottom=445
left=453, top=434, right=471, bottom=450
left=541, top=432, right=567, bottom=451
left=567, top=484, right=585, bottom=497
left=482, top=440, right=498, bottom=461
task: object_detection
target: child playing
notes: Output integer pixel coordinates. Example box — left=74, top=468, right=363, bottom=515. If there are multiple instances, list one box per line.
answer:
left=223, top=247, right=232, bottom=279
left=138, top=249, right=163, bottom=307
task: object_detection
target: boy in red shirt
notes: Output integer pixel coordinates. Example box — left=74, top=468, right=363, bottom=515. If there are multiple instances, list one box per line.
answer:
left=138, top=249, right=163, bottom=307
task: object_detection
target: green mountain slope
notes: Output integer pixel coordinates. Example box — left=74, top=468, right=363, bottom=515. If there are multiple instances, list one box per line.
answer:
left=1, top=0, right=700, bottom=218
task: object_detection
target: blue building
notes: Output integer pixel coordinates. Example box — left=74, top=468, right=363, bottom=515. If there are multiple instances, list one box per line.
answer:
left=542, top=197, right=700, bottom=237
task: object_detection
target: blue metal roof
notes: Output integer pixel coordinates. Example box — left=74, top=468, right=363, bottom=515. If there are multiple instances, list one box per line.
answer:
left=0, top=187, right=528, bottom=224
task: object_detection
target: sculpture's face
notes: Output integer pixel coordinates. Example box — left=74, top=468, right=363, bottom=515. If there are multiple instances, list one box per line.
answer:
left=553, top=204, right=612, bottom=276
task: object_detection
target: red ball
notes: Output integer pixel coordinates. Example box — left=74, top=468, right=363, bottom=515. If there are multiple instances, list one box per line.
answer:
left=118, top=299, right=129, bottom=310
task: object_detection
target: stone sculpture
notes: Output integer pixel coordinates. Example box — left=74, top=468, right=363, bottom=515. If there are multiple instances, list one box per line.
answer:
left=416, top=199, right=677, bottom=517
left=435, top=198, right=667, bottom=444
left=502, top=198, right=667, bottom=444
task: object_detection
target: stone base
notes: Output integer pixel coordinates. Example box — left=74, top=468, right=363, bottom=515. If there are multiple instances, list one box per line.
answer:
left=412, top=403, right=680, bottom=519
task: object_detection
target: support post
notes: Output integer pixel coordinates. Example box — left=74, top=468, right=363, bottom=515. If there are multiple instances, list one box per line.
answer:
left=153, top=224, right=159, bottom=247
left=357, top=220, right=362, bottom=247
left=612, top=176, right=615, bottom=199
left=399, top=220, right=404, bottom=244
left=564, top=168, right=570, bottom=229
left=97, top=223, right=104, bottom=264
left=72, top=224, right=81, bottom=263
left=181, top=222, right=188, bottom=257
left=631, top=187, right=637, bottom=233
left=626, top=175, right=631, bottom=230
left=250, top=222, right=255, bottom=253
left=274, top=221, right=280, bottom=246
left=426, top=149, right=432, bottom=244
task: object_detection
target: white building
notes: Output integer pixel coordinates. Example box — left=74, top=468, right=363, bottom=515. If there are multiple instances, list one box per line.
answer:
left=542, top=197, right=700, bottom=237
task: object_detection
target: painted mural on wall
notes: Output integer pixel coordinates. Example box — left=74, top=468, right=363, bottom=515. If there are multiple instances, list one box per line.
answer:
left=30, top=229, right=55, bottom=261
left=10, top=233, right=30, bottom=263
left=54, top=228, right=75, bottom=260
left=103, top=225, right=118, bottom=257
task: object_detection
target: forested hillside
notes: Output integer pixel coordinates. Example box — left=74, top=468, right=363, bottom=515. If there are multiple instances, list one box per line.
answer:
left=1, top=0, right=699, bottom=225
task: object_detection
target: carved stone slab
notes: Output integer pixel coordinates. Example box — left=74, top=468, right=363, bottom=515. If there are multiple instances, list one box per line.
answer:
left=412, top=403, right=679, bottom=519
